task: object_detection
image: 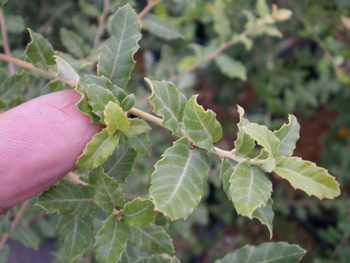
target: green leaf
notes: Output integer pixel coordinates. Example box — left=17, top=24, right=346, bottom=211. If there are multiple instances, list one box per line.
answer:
left=121, top=198, right=158, bottom=227
left=79, top=0, right=101, bottom=17
left=57, top=215, right=93, bottom=263
left=98, top=4, right=141, bottom=88
left=60, top=28, right=90, bottom=58
left=232, top=33, right=253, bottom=51
left=215, top=53, right=247, bottom=81
left=124, top=133, right=151, bottom=155
left=216, top=242, right=306, bottom=263
left=76, top=128, right=119, bottom=169
left=127, top=224, right=174, bottom=254
left=252, top=198, right=274, bottom=238
left=273, top=156, right=341, bottom=199
left=36, top=184, right=98, bottom=215
left=102, top=141, right=137, bottom=183
left=10, top=225, right=40, bottom=249
left=229, top=159, right=272, bottom=218
left=121, top=94, right=135, bottom=111
left=104, top=101, right=130, bottom=134
left=213, top=0, right=232, bottom=41
left=0, top=71, right=29, bottom=103
left=0, top=245, right=9, bottom=263
left=25, top=28, right=55, bottom=71
left=122, top=119, right=151, bottom=136
left=94, top=167, right=125, bottom=213
left=5, top=16, right=25, bottom=33
left=263, top=25, right=283, bottom=37
left=220, top=158, right=238, bottom=199
left=157, top=45, right=178, bottom=79
left=94, top=215, right=128, bottom=263
left=274, top=115, right=300, bottom=157
left=54, top=55, right=80, bottom=83
left=183, top=95, right=222, bottom=152
left=150, top=137, right=210, bottom=220
left=136, top=255, right=180, bottom=263
left=143, top=14, right=183, bottom=40
left=55, top=51, right=92, bottom=72
left=234, top=105, right=255, bottom=155
left=147, top=78, right=187, bottom=137
left=40, top=79, right=66, bottom=95
left=0, top=0, right=8, bottom=8
left=256, top=0, right=270, bottom=18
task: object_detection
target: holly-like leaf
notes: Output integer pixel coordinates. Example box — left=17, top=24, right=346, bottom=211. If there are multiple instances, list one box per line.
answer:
left=215, top=53, right=247, bottom=81
left=147, top=78, right=187, bottom=137
left=25, top=28, right=55, bottom=71
left=121, top=94, right=135, bottom=111
left=94, top=167, right=125, bottom=213
left=252, top=198, right=274, bottom=238
left=98, top=4, right=141, bottom=88
left=36, top=184, right=98, bottom=215
left=150, top=137, right=210, bottom=220
left=94, top=215, right=128, bottom=263
left=273, top=156, right=341, bottom=199
left=0, top=71, right=28, bottom=103
left=76, top=128, right=119, bottom=169
left=229, top=158, right=272, bottom=218
left=234, top=105, right=255, bottom=155
left=216, top=242, right=306, bottom=263
left=274, top=115, right=300, bottom=157
left=60, top=28, right=90, bottom=58
left=54, top=55, right=80, bottom=83
left=183, top=95, right=222, bottom=152
left=121, top=198, right=158, bottom=227
left=127, top=224, right=174, bottom=254
left=142, top=14, right=183, bottom=40
left=124, top=133, right=151, bottom=155
left=220, top=158, right=238, bottom=199
left=57, top=215, right=93, bottom=263
left=213, top=0, right=232, bottom=41
left=104, top=101, right=130, bottom=134
left=122, top=119, right=151, bottom=136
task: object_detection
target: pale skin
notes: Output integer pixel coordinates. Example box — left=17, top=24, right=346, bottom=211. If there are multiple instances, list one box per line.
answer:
left=0, top=90, right=103, bottom=214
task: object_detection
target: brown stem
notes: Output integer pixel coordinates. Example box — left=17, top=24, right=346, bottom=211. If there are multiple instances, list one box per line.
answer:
left=93, top=0, right=110, bottom=49
left=137, top=0, right=162, bottom=20
left=0, top=8, right=15, bottom=75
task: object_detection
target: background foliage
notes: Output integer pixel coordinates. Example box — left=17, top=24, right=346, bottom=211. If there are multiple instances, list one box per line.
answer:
left=0, top=0, right=349, bottom=262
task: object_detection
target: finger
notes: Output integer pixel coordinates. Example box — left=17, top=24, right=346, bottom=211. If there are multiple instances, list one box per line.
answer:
left=0, top=90, right=103, bottom=213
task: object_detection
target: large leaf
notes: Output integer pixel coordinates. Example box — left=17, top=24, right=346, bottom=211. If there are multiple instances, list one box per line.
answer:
left=94, top=167, right=125, bottom=213
left=25, top=28, right=55, bottom=71
left=252, top=198, right=274, bottom=238
left=127, top=224, right=174, bottom=254
left=142, top=14, right=183, bottom=40
left=273, top=156, right=340, bottom=199
left=36, top=184, right=98, bottom=215
left=216, top=242, right=306, bottom=263
left=150, top=137, right=210, bottom=220
left=102, top=141, right=137, bottom=183
left=0, top=71, right=29, bottom=103
left=220, top=158, right=238, bottom=199
left=76, top=128, right=119, bottom=169
left=97, top=4, right=141, bottom=88
left=274, top=115, right=300, bottom=157
left=213, top=0, right=232, bottom=41
left=104, top=101, right=130, bottom=134
left=94, top=215, right=128, bottom=263
left=121, top=198, right=158, bottom=227
left=57, top=215, right=93, bottom=263
left=234, top=105, right=255, bottom=155
left=60, top=28, right=90, bottom=58
left=147, top=78, right=187, bottom=137
left=183, top=95, right=222, bottom=152
left=229, top=158, right=272, bottom=218
left=215, top=53, right=247, bottom=81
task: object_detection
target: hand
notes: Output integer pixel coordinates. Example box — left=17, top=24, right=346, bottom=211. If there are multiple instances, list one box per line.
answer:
left=0, top=90, right=103, bottom=213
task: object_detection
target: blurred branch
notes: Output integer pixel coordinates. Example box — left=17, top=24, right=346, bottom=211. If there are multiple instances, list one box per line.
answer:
left=0, top=8, right=15, bottom=75
left=137, top=0, right=162, bottom=20
left=93, top=0, right=110, bottom=49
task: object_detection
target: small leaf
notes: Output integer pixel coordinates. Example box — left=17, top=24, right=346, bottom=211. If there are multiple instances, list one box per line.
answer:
left=102, top=141, right=137, bottom=183
left=76, top=128, right=119, bottom=169
left=54, top=55, right=80, bottom=83
left=25, top=28, right=55, bottom=71
left=229, top=158, right=272, bottom=218
left=121, top=94, right=135, bottom=111
left=57, top=215, right=93, bottom=263
left=143, top=14, right=183, bottom=40
left=274, top=114, right=300, bottom=157
left=150, top=137, right=210, bottom=220
left=0, top=71, right=29, bottom=103
left=60, top=28, right=90, bottom=58
left=252, top=198, right=274, bottom=238
left=147, top=78, right=187, bottom=137
left=5, top=16, right=25, bottom=33
left=94, top=167, right=125, bottom=213
left=122, top=119, right=151, bottom=136
left=216, top=242, right=306, bottom=263
left=40, top=79, right=66, bottom=95
left=104, top=101, right=130, bottom=134
left=232, top=33, right=253, bottom=51
left=36, top=184, right=98, bottom=215
left=127, top=224, right=174, bottom=254
left=124, top=133, right=151, bottom=155
left=213, top=0, right=232, bottom=41
left=256, top=0, right=270, bottom=18
left=263, top=25, right=283, bottom=38
left=79, top=0, right=101, bottom=17
left=220, top=158, right=238, bottom=199
left=234, top=105, right=255, bottom=155
left=94, top=215, right=128, bottom=263
left=273, top=156, right=341, bottom=199
left=98, top=4, right=141, bottom=88
left=121, top=198, right=158, bottom=227
left=183, top=95, right=222, bottom=152
left=215, top=53, right=247, bottom=81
